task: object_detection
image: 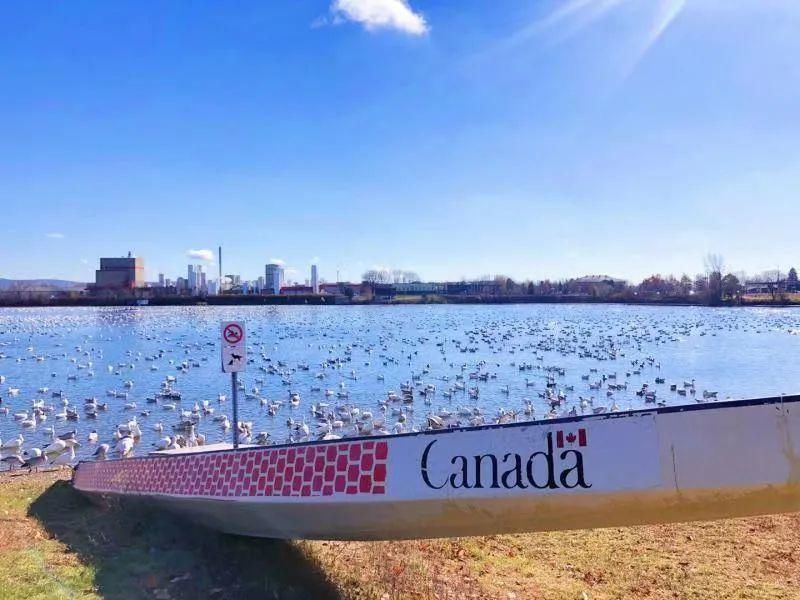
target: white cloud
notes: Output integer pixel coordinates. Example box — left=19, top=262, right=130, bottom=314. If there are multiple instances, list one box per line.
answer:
left=187, top=249, right=215, bottom=262
left=80, top=258, right=89, bottom=265
left=323, top=0, right=428, bottom=35
left=46, top=232, right=64, bottom=239
left=268, top=258, right=286, bottom=266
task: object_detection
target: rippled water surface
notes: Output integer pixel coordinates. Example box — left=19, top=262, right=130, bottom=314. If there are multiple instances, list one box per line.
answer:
left=1, top=304, right=800, bottom=462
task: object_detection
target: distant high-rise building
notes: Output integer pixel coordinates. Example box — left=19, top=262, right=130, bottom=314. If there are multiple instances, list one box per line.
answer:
left=265, top=263, right=285, bottom=295
left=95, top=253, right=145, bottom=289
left=157, top=273, right=165, bottom=287
left=311, top=264, right=319, bottom=294
left=218, top=246, right=223, bottom=295
left=187, top=264, right=205, bottom=294
left=200, top=270, right=207, bottom=293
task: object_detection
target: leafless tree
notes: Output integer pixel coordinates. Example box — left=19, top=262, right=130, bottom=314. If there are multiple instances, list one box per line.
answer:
left=363, top=269, right=420, bottom=284
left=694, top=273, right=708, bottom=295
left=704, top=253, right=725, bottom=305
left=391, top=270, right=420, bottom=283
left=704, top=253, right=725, bottom=276
left=679, top=274, right=693, bottom=295
left=759, top=269, right=784, bottom=301
left=362, top=269, right=391, bottom=284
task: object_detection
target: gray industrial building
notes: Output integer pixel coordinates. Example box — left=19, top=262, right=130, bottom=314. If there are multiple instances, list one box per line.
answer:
left=94, top=253, right=145, bottom=289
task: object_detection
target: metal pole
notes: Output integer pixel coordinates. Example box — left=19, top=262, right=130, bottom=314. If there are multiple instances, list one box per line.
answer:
left=232, top=371, right=239, bottom=449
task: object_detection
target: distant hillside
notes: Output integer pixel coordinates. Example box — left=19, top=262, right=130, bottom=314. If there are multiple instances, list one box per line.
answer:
left=0, top=278, right=87, bottom=291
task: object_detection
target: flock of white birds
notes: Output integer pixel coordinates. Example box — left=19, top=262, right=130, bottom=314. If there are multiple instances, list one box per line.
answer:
left=1, top=305, right=799, bottom=471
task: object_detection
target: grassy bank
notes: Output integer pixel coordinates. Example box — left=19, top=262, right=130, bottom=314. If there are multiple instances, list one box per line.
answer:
left=2, top=471, right=799, bottom=599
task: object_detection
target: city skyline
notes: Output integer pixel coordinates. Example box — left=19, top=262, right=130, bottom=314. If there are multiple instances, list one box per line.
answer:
left=4, top=246, right=797, bottom=288
left=2, top=2, right=799, bottom=282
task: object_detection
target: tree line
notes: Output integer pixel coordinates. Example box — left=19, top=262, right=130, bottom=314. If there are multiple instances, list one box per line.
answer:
left=363, top=255, right=799, bottom=305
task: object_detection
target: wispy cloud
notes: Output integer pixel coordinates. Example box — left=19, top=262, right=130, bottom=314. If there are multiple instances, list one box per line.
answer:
left=477, top=0, right=685, bottom=76
left=622, top=0, right=686, bottom=79
left=268, top=258, right=286, bottom=266
left=538, top=0, right=626, bottom=38
left=465, top=0, right=623, bottom=71
left=481, top=0, right=611, bottom=57
left=317, top=0, right=428, bottom=36
left=187, top=249, right=215, bottom=262
left=45, top=232, right=64, bottom=239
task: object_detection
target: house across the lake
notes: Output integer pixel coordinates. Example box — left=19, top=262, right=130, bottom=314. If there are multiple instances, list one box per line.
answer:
left=570, top=275, right=628, bottom=295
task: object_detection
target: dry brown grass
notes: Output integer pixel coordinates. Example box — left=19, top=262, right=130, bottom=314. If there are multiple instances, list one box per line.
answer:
left=302, top=513, right=800, bottom=599
left=742, top=294, right=800, bottom=305
left=3, top=471, right=800, bottom=599
left=454, top=515, right=800, bottom=599
left=306, top=538, right=486, bottom=599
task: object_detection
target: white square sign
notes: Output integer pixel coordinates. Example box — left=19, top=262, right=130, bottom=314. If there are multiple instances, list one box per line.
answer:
left=221, top=321, right=246, bottom=373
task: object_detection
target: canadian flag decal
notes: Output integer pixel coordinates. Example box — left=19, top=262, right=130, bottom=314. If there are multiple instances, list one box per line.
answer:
left=556, top=428, right=587, bottom=448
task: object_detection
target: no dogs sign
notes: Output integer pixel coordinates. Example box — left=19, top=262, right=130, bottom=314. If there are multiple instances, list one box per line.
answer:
left=221, top=321, right=246, bottom=373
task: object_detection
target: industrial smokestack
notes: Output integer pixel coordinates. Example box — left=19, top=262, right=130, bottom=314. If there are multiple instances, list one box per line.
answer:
left=218, top=246, right=222, bottom=293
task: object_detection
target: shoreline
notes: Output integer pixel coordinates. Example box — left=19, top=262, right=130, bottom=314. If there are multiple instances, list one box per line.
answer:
left=0, top=295, right=798, bottom=309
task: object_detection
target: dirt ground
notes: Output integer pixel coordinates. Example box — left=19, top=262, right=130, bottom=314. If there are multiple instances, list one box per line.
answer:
left=2, top=470, right=799, bottom=599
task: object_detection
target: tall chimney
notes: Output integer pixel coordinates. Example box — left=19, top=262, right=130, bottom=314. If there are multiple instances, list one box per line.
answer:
left=218, top=246, right=223, bottom=292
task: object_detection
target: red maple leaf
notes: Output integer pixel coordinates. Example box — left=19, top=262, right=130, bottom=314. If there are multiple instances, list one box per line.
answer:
left=566, top=432, right=577, bottom=444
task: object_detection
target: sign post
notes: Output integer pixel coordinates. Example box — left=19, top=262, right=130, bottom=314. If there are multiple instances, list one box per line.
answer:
left=221, top=321, right=246, bottom=449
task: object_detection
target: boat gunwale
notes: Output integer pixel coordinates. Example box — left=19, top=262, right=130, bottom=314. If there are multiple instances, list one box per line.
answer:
left=73, top=393, right=800, bottom=470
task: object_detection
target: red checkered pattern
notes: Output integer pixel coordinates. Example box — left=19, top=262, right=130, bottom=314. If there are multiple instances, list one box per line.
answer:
left=73, top=440, right=388, bottom=498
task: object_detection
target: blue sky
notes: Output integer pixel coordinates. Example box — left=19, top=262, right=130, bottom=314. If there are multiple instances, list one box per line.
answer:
left=1, top=0, right=799, bottom=284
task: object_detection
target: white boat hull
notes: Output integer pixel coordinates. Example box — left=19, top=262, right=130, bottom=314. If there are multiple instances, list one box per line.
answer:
left=74, top=396, right=800, bottom=540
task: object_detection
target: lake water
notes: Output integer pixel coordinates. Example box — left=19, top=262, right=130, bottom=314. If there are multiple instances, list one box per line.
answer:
left=1, top=304, right=800, bottom=462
